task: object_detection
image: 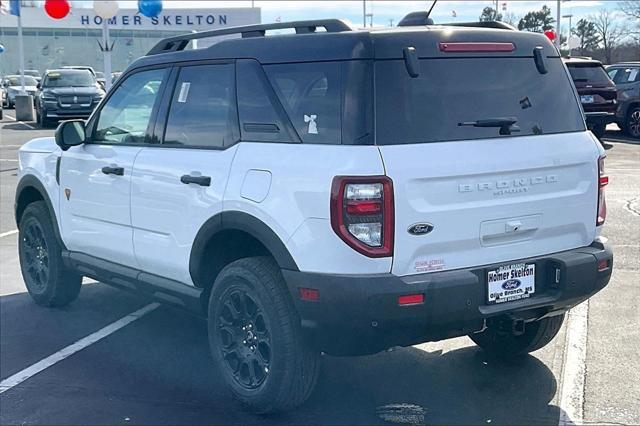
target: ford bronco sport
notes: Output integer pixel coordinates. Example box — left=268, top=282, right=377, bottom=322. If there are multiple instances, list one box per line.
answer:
left=15, top=16, right=613, bottom=413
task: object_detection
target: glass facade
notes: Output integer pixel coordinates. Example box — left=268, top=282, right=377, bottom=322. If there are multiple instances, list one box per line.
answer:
left=0, top=28, right=184, bottom=77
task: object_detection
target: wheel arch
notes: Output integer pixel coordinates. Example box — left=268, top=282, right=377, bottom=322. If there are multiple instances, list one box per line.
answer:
left=189, top=211, right=299, bottom=292
left=15, top=175, right=65, bottom=248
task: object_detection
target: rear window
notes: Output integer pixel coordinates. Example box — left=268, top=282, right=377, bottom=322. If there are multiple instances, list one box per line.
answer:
left=608, top=67, right=640, bottom=84
left=375, top=58, right=585, bottom=145
left=566, top=63, right=611, bottom=84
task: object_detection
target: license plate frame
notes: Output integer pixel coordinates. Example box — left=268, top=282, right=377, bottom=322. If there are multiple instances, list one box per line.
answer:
left=486, top=263, right=536, bottom=305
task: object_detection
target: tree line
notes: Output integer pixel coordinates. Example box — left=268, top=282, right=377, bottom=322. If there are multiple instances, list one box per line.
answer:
left=478, top=2, right=639, bottom=64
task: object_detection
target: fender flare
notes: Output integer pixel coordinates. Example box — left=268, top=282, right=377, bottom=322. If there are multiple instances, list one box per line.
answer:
left=15, top=174, right=65, bottom=249
left=189, top=211, right=299, bottom=286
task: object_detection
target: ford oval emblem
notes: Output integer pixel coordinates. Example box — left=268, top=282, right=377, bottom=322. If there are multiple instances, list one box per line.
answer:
left=502, top=279, right=521, bottom=290
left=407, top=223, right=434, bottom=236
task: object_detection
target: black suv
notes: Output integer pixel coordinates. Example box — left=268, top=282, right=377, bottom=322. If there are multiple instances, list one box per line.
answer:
left=607, top=62, right=640, bottom=138
left=564, top=58, right=617, bottom=138
left=35, top=69, right=105, bottom=128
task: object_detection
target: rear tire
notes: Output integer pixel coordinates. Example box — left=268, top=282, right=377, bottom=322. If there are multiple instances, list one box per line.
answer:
left=624, top=106, right=640, bottom=139
left=18, top=201, right=82, bottom=307
left=469, top=314, right=565, bottom=358
left=208, top=257, right=319, bottom=413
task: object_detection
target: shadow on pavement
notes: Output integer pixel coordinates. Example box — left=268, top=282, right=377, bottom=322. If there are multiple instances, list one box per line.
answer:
left=1, top=123, right=38, bottom=131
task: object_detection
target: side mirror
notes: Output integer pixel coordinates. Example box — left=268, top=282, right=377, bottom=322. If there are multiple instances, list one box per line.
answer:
left=36, top=82, right=41, bottom=89
left=55, top=120, right=86, bottom=151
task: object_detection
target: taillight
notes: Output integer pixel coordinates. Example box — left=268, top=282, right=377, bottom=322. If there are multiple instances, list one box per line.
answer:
left=439, top=42, right=515, bottom=53
left=597, top=154, right=608, bottom=226
left=330, top=176, right=394, bottom=258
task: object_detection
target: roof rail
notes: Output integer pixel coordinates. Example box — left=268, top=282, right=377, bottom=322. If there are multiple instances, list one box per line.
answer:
left=147, top=19, right=352, bottom=55
left=441, top=21, right=516, bottom=31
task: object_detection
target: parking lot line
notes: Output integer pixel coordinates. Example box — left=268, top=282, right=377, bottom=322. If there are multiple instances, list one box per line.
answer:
left=558, top=301, right=589, bottom=426
left=0, top=230, right=18, bottom=238
left=2, top=114, right=37, bottom=130
left=0, top=159, right=18, bottom=162
left=0, top=303, right=160, bottom=395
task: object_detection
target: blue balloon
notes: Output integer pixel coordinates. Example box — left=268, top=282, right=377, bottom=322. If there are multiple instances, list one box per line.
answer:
left=138, top=0, right=162, bottom=18
left=0, top=44, right=4, bottom=54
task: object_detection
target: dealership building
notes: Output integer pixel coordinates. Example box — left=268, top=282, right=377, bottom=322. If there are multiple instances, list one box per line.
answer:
left=0, top=5, right=261, bottom=76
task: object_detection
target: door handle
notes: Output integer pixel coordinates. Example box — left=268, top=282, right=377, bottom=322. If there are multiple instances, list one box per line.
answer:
left=180, top=174, right=211, bottom=187
left=101, top=166, right=124, bottom=176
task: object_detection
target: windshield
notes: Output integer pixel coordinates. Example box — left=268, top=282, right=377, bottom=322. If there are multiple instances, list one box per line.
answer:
left=608, top=67, right=639, bottom=84
left=6, top=76, right=38, bottom=86
left=375, top=57, right=585, bottom=145
left=44, top=71, right=96, bottom=88
left=567, top=64, right=611, bottom=84
left=24, top=71, right=40, bottom=77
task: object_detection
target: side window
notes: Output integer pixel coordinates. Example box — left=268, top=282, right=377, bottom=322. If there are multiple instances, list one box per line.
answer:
left=237, top=60, right=297, bottom=143
left=265, top=62, right=342, bottom=144
left=163, top=64, right=238, bottom=148
left=93, top=68, right=167, bottom=144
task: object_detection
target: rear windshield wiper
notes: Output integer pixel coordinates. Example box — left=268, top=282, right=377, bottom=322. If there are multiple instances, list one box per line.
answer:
left=458, top=117, right=521, bottom=135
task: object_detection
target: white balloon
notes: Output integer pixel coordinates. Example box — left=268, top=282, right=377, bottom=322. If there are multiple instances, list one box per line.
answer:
left=93, top=1, right=119, bottom=19
left=568, top=36, right=580, bottom=50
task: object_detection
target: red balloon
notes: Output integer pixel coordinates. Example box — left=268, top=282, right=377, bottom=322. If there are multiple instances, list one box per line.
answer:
left=44, top=0, right=70, bottom=20
left=544, top=29, right=557, bottom=41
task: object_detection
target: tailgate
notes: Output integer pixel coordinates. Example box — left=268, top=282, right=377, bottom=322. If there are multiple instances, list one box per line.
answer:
left=379, top=132, right=601, bottom=276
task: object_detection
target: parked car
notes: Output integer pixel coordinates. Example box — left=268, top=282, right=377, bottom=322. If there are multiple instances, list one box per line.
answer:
left=564, top=58, right=617, bottom=139
left=606, top=62, right=640, bottom=138
left=22, top=69, right=41, bottom=83
left=1, top=75, right=38, bottom=108
left=94, top=71, right=107, bottom=89
left=34, top=69, right=105, bottom=127
left=15, top=17, right=612, bottom=413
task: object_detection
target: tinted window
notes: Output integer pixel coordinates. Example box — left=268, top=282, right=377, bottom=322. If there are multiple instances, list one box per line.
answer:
left=44, top=70, right=96, bottom=88
left=163, top=64, right=238, bottom=148
left=265, top=62, right=341, bottom=144
left=93, top=68, right=167, bottom=144
left=237, top=60, right=295, bottom=143
left=6, top=76, right=38, bottom=86
left=566, top=64, right=611, bottom=84
left=375, top=58, right=585, bottom=145
left=608, top=67, right=640, bottom=84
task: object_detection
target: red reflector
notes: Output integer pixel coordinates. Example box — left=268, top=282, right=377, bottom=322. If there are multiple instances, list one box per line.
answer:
left=598, top=259, right=609, bottom=272
left=398, top=294, right=425, bottom=306
left=299, top=288, right=319, bottom=302
left=439, top=42, right=515, bottom=53
left=346, top=200, right=382, bottom=215
left=600, top=176, right=609, bottom=187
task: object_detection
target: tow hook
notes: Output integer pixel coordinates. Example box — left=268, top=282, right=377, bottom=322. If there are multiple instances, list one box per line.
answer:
left=512, top=318, right=525, bottom=336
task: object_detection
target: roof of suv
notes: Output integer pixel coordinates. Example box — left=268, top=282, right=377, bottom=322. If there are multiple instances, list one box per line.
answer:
left=131, top=19, right=558, bottom=70
left=562, top=57, right=603, bottom=66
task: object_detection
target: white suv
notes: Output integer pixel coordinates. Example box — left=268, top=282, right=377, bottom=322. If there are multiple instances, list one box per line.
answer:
left=15, top=18, right=613, bottom=413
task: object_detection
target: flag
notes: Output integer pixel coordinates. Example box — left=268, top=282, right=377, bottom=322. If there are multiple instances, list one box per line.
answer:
left=9, top=0, right=20, bottom=16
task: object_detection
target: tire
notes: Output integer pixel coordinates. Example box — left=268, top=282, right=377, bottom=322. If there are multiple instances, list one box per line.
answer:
left=208, top=256, right=319, bottom=413
left=37, top=108, right=50, bottom=128
left=591, top=123, right=606, bottom=140
left=469, top=314, right=565, bottom=358
left=18, top=201, right=82, bottom=307
left=624, top=106, right=640, bottom=139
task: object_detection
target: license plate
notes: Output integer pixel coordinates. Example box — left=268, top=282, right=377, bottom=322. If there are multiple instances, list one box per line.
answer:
left=581, top=95, right=594, bottom=104
left=487, top=263, right=535, bottom=304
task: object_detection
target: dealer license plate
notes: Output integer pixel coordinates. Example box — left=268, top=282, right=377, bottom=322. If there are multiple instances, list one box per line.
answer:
left=487, top=263, right=535, bottom=304
left=581, top=95, right=594, bottom=104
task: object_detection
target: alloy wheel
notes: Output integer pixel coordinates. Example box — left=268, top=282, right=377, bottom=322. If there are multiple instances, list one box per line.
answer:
left=21, top=218, right=50, bottom=292
left=630, top=109, right=640, bottom=138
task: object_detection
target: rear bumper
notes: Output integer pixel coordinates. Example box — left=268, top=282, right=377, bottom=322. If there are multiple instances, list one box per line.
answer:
left=585, top=111, right=616, bottom=126
left=283, top=241, right=613, bottom=355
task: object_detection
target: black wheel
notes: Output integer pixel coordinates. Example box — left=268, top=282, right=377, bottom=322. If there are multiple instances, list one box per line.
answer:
left=591, top=123, right=606, bottom=139
left=469, top=314, right=565, bottom=358
left=37, top=108, right=50, bottom=128
left=208, top=257, right=319, bottom=413
left=625, top=106, right=640, bottom=139
left=18, top=201, right=82, bottom=307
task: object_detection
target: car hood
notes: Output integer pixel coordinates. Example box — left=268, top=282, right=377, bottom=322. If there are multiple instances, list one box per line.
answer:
left=44, top=87, right=102, bottom=96
left=7, top=85, right=37, bottom=91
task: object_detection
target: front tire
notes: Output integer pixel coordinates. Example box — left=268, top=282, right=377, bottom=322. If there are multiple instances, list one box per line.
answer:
left=624, top=106, right=640, bottom=139
left=208, top=257, right=319, bottom=413
left=469, top=314, right=565, bottom=358
left=37, top=108, right=50, bottom=128
left=18, top=201, right=82, bottom=307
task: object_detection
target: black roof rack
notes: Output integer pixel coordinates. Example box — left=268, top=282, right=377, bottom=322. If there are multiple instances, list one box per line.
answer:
left=441, top=21, right=516, bottom=31
left=147, top=19, right=352, bottom=55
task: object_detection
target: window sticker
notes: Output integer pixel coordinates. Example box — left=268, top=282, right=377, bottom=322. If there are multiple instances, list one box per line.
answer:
left=178, top=82, right=191, bottom=103
left=629, top=68, right=638, bottom=82
left=304, top=114, right=318, bottom=134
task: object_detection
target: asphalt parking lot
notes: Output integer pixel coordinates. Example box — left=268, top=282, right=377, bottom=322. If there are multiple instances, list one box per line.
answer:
left=0, top=113, right=638, bottom=426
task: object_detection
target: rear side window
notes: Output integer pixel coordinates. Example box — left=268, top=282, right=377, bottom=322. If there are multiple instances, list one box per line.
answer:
left=375, top=58, right=585, bottom=145
left=566, top=64, right=612, bottom=84
left=265, top=62, right=342, bottom=144
left=163, top=64, right=238, bottom=148
left=608, top=67, right=640, bottom=84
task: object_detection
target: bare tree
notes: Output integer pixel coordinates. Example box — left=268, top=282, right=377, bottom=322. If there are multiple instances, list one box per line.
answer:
left=590, top=10, right=628, bottom=64
left=618, top=0, right=640, bottom=19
